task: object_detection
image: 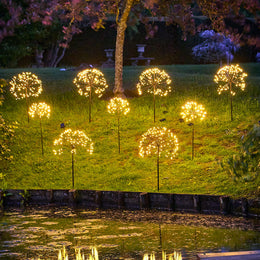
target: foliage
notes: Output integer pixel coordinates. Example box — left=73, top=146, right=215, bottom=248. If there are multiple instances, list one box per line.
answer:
left=221, top=124, right=260, bottom=183
left=0, top=79, right=17, bottom=162
left=0, top=0, right=109, bottom=67
left=197, top=0, right=260, bottom=47
left=0, top=78, right=6, bottom=105
left=192, top=30, right=239, bottom=64
left=0, top=78, right=17, bottom=188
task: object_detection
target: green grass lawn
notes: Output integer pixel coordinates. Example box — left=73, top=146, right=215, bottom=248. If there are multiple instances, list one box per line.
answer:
left=1, top=64, right=259, bottom=198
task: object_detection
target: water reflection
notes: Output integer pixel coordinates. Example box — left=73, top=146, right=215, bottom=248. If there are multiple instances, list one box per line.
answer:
left=37, top=246, right=182, bottom=260
left=0, top=209, right=259, bottom=259
left=143, top=251, right=182, bottom=260
left=57, top=246, right=99, bottom=260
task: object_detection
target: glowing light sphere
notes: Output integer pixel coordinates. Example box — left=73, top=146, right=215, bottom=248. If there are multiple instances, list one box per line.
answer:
left=139, top=127, right=179, bottom=160
left=136, top=68, right=172, bottom=96
left=214, top=64, right=247, bottom=96
left=107, top=97, right=130, bottom=116
left=180, top=101, right=207, bottom=122
left=73, top=68, right=108, bottom=98
left=9, top=72, right=43, bottom=99
left=53, top=128, right=94, bottom=155
left=28, top=102, right=51, bottom=119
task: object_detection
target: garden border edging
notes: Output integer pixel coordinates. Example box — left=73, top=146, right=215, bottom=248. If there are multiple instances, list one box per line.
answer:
left=0, top=189, right=259, bottom=218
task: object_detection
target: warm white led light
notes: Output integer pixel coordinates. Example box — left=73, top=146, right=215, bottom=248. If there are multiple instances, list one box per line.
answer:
left=10, top=72, right=43, bottom=99
left=214, top=64, right=247, bottom=96
left=73, top=68, right=108, bottom=98
left=28, top=102, right=51, bottom=119
left=139, top=127, right=179, bottom=160
left=180, top=101, right=206, bottom=122
left=107, top=97, right=130, bottom=116
left=53, top=129, right=94, bottom=155
left=136, top=68, right=172, bottom=96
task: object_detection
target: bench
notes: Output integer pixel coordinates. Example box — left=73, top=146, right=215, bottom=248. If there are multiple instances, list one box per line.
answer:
left=129, top=57, right=154, bottom=66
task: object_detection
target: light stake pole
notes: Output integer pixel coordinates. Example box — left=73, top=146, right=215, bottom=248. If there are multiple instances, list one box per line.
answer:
left=89, top=86, right=92, bottom=123
left=73, top=69, right=108, bottom=123
left=181, top=101, right=206, bottom=160
left=136, top=68, right=172, bottom=123
left=72, top=149, right=75, bottom=188
left=28, top=102, right=51, bottom=156
left=139, top=127, right=179, bottom=192
left=53, top=129, right=94, bottom=189
left=40, top=118, right=44, bottom=156
left=107, top=97, right=130, bottom=154
left=214, top=64, right=247, bottom=122
left=118, top=116, right=120, bottom=153
left=192, top=123, right=195, bottom=160
left=229, top=80, right=233, bottom=121
left=153, top=83, right=156, bottom=123
left=25, top=91, right=30, bottom=123
left=157, top=145, right=160, bottom=191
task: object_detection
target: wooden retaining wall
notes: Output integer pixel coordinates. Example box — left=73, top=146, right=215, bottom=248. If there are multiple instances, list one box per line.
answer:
left=0, top=189, right=259, bottom=218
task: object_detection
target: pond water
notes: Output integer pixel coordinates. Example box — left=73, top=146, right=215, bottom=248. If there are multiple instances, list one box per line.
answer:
left=0, top=208, right=259, bottom=259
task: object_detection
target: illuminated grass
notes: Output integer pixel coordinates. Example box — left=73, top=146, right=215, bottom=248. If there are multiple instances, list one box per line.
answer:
left=0, top=64, right=259, bottom=198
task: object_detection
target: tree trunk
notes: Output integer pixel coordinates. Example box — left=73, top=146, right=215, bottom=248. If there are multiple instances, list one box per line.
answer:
left=44, top=42, right=68, bottom=67
left=35, top=49, right=44, bottom=68
left=114, top=0, right=134, bottom=97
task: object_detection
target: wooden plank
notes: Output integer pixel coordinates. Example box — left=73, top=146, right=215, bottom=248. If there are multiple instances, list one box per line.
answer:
left=197, top=250, right=260, bottom=260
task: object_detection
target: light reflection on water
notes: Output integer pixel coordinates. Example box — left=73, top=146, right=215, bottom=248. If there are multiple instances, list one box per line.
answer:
left=0, top=209, right=259, bottom=259
left=36, top=246, right=182, bottom=260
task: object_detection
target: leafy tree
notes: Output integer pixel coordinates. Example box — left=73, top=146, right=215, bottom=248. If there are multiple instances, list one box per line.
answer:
left=0, top=0, right=108, bottom=67
left=0, top=0, right=258, bottom=95
left=192, top=30, right=240, bottom=64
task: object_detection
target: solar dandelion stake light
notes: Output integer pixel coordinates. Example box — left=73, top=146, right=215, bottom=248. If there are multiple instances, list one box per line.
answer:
left=180, top=101, right=206, bottom=160
left=53, top=129, right=93, bottom=188
left=139, top=127, right=178, bottom=191
left=107, top=97, right=130, bottom=153
left=136, top=68, right=172, bottom=123
left=10, top=72, right=43, bottom=123
left=28, top=102, right=51, bottom=156
left=73, top=68, right=108, bottom=122
left=214, top=64, right=247, bottom=121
